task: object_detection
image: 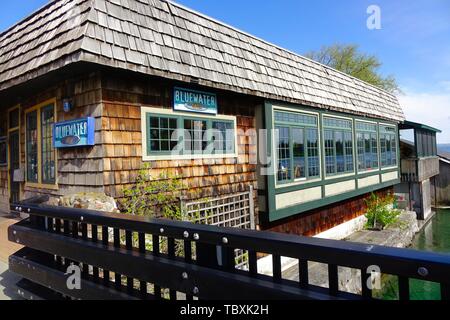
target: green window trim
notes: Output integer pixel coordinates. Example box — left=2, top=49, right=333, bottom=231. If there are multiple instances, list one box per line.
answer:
left=143, top=109, right=237, bottom=159
left=275, top=110, right=320, bottom=185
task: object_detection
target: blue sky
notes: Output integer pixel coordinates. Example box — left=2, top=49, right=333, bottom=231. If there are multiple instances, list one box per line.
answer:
left=2, top=0, right=450, bottom=142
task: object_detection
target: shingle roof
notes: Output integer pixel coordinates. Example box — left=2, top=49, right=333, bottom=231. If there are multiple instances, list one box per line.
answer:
left=0, top=0, right=405, bottom=121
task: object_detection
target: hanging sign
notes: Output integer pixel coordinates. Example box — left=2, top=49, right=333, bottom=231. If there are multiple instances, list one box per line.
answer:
left=53, top=117, right=95, bottom=148
left=173, top=87, right=218, bottom=115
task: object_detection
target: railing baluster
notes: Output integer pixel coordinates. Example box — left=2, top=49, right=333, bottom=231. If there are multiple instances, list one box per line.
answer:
left=441, top=284, right=450, bottom=301
left=272, top=254, right=282, bottom=283
left=328, top=264, right=339, bottom=296
left=92, top=225, right=99, bottom=282
left=54, top=219, right=62, bottom=270
left=299, top=259, right=309, bottom=289
left=184, top=239, right=193, bottom=301
left=248, top=250, right=257, bottom=275
left=138, top=233, right=147, bottom=297
left=221, top=246, right=235, bottom=271
left=71, top=221, right=78, bottom=239
left=152, top=234, right=161, bottom=299
left=168, top=237, right=177, bottom=300
left=125, top=230, right=133, bottom=293
left=102, top=226, right=110, bottom=286
left=113, top=228, right=121, bottom=289
left=81, top=223, right=88, bottom=278
left=63, top=220, right=71, bottom=268
left=46, top=217, right=54, bottom=232
left=398, top=277, right=410, bottom=301
left=361, top=268, right=372, bottom=299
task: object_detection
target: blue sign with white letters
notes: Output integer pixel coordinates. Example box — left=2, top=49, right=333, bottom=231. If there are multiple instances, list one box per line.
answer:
left=53, top=117, right=95, bottom=148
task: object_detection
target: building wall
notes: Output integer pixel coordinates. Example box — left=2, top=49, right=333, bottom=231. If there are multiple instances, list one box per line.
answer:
left=0, top=72, right=104, bottom=206
left=100, top=71, right=259, bottom=209
left=0, top=113, right=8, bottom=212
left=264, top=187, right=394, bottom=236
left=433, top=160, right=450, bottom=205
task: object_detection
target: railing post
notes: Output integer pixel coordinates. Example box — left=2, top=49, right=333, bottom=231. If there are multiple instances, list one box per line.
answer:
left=249, top=185, right=255, bottom=230
left=196, top=242, right=220, bottom=269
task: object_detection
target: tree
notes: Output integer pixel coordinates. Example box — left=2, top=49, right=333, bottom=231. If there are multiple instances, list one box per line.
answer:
left=305, top=44, right=400, bottom=94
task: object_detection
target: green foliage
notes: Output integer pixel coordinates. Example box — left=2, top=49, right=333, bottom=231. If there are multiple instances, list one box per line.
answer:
left=306, top=44, right=400, bottom=94
left=122, top=163, right=184, bottom=220
left=122, top=164, right=190, bottom=255
left=364, top=193, right=401, bottom=230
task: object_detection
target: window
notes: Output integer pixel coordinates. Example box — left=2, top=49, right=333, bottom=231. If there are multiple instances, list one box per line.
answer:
left=184, top=119, right=207, bottom=154
left=356, top=121, right=378, bottom=171
left=143, top=109, right=237, bottom=159
left=275, top=110, right=320, bottom=184
left=26, top=102, right=56, bottom=185
left=41, top=105, right=56, bottom=184
left=0, top=137, right=6, bottom=166
left=323, top=117, right=354, bottom=176
left=380, top=125, right=398, bottom=167
left=26, top=111, right=39, bottom=183
left=148, top=116, right=178, bottom=152
left=212, top=121, right=234, bottom=153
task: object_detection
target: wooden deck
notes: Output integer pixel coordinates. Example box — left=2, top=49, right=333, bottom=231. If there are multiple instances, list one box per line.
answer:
left=0, top=212, right=22, bottom=264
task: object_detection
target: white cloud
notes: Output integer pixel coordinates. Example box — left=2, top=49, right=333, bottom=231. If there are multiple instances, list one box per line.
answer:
left=398, top=91, right=450, bottom=144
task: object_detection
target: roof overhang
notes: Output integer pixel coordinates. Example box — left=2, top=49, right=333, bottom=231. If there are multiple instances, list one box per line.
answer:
left=399, top=120, right=442, bottom=133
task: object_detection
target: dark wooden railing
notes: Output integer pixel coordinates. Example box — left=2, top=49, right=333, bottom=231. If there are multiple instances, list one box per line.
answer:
left=8, top=202, right=450, bottom=300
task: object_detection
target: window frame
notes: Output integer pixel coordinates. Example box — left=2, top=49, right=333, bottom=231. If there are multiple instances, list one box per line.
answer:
left=322, top=115, right=355, bottom=179
left=379, top=123, right=399, bottom=169
left=355, top=120, right=379, bottom=173
left=24, top=99, right=58, bottom=189
left=141, top=107, right=238, bottom=161
left=273, top=106, right=321, bottom=187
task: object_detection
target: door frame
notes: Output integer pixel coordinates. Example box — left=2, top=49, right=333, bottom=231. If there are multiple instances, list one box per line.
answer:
left=7, top=105, right=21, bottom=203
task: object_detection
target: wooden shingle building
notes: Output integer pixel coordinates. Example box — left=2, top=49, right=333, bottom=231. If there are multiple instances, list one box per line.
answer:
left=0, top=0, right=405, bottom=236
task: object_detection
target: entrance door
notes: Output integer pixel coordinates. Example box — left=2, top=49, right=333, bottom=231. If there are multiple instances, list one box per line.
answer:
left=9, top=130, right=20, bottom=203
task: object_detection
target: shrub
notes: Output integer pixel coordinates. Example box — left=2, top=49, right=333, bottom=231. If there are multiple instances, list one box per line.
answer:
left=364, top=193, right=401, bottom=230
left=122, top=163, right=184, bottom=220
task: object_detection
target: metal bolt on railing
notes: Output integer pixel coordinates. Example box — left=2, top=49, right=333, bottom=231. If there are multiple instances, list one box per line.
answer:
left=182, top=272, right=188, bottom=280
left=80, top=216, right=84, bottom=221
left=160, top=228, right=165, bottom=234
left=27, top=208, right=31, bottom=213
left=222, top=237, right=228, bottom=244
left=418, top=267, right=429, bottom=277
left=184, top=231, right=189, bottom=238
left=193, top=287, right=199, bottom=295
left=193, top=233, right=200, bottom=241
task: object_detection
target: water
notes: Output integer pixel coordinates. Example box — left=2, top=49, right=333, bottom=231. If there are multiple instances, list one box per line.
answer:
left=438, top=144, right=450, bottom=154
left=378, top=209, right=450, bottom=300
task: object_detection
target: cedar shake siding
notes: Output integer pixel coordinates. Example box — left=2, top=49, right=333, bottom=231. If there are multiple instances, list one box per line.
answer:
left=100, top=71, right=259, bottom=204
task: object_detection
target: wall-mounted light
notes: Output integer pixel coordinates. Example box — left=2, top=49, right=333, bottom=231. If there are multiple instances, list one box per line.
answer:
left=63, top=98, right=73, bottom=113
